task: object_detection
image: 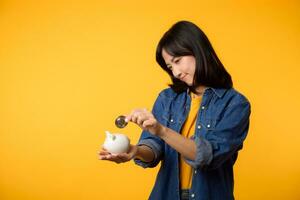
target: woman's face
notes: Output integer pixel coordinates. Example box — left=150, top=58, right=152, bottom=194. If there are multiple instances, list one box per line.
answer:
left=162, top=48, right=196, bottom=86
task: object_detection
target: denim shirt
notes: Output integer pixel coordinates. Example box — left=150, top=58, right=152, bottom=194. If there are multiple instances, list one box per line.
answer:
left=134, top=87, right=251, bottom=200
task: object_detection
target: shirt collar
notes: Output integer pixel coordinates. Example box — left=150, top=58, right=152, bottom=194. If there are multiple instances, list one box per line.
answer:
left=186, top=87, right=227, bottom=98
left=209, top=87, right=227, bottom=98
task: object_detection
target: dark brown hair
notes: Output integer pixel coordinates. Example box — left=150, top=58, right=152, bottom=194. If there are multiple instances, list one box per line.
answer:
left=156, top=20, right=233, bottom=93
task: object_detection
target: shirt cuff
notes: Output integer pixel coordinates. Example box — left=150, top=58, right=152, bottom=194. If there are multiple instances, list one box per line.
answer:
left=183, top=135, right=214, bottom=169
left=133, top=139, right=162, bottom=168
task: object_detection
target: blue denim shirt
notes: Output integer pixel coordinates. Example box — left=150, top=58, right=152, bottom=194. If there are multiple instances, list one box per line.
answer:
left=134, top=87, right=251, bottom=200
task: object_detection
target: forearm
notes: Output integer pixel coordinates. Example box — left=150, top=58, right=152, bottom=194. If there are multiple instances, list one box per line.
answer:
left=134, top=145, right=155, bottom=162
left=158, top=126, right=197, bottom=160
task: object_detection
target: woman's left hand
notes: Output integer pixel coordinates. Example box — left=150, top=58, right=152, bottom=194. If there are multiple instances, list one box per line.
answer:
left=125, top=108, right=164, bottom=136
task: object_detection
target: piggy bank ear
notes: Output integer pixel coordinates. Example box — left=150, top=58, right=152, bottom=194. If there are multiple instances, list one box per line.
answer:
left=105, top=131, right=116, bottom=140
left=105, top=130, right=111, bottom=138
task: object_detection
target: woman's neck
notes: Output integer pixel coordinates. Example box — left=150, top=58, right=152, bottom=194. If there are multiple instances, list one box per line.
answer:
left=190, top=86, right=207, bottom=98
left=194, top=86, right=207, bottom=96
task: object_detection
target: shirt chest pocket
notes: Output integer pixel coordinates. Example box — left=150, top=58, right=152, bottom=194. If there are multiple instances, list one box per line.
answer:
left=198, top=106, right=221, bottom=132
left=195, top=117, right=218, bottom=138
left=199, top=117, right=228, bottom=145
left=162, top=111, right=181, bottom=128
left=201, top=118, right=217, bottom=131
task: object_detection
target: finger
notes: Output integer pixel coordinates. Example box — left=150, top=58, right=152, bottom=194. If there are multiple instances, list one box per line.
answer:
left=117, top=153, right=131, bottom=162
left=101, top=146, right=109, bottom=152
left=98, top=151, right=111, bottom=156
left=99, top=149, right=110, bottom=155
left=125, top=114, right=131, bottom=123
left=99, top=157, right=121, bottom=163
left=112, top=155, right=123, bottom=164
left=128, top=108, right=146, bottom=122
left=99, top=155, right=109, bottom=160
left=108, top=154, right=124, bottom=164
left=142, top=119, right=155, bottom=128
left=99, top=154, right=111, bottom=160
left=125, top=110, right=137, bottom=122
left=131, top=111, right=142, bottom=123
left=100, top=154, right=117, bottom=162
left=135, top=110, right=152, bottom=125
left=137, top=113, right=148, bottom=125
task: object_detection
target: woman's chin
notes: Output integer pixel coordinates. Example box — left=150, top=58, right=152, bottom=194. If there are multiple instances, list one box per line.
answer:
left=186, top=81, right=193, bottom=86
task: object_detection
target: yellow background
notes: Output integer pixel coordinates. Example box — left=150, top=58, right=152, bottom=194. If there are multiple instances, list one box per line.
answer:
left=1, top=1, right=299, bottom=199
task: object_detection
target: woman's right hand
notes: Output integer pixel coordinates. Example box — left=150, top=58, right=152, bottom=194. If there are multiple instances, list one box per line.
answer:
left=98, top=144, right=138, bottom=164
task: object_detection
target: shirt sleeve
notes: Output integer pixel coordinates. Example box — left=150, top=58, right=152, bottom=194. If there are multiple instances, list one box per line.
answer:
left=133, top=92, right=165, bottom=168
left=184, top=100, right=251, bottom=170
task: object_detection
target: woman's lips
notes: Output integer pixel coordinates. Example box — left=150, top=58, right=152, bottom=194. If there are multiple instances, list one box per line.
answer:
left=180, top=74, right=187, bottom=81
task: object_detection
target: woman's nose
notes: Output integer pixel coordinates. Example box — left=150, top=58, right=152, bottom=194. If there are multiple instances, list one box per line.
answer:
left=173, top=69, right=182, bottom=79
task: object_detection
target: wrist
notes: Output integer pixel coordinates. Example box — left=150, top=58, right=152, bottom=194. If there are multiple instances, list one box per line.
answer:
left=156, top=124, right=167, bottom=138
left=134, top=145, right=155, bottom=162
left=133, top=145, right=141, bottom=160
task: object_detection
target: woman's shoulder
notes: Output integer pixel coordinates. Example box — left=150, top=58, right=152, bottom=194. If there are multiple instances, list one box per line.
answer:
left=156, top=87, right=250, bottom=106
left=222, top=87, right=251, bottom=106
left=157, top=87, right=179, bottom=99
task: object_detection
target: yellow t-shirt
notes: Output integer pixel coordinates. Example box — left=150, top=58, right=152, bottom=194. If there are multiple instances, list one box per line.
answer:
left=179, top=92, right=202, bottom=189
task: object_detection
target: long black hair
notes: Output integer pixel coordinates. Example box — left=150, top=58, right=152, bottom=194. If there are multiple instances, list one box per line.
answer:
left=156, top=20, right=233, bottom=93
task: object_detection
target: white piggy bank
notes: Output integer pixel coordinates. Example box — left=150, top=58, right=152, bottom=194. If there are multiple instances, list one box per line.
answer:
left=103, top=131, right=130, bottom=154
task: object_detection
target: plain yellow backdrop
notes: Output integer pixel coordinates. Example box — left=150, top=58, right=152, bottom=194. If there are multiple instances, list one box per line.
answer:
left=1, top=1, right=299, bottom=199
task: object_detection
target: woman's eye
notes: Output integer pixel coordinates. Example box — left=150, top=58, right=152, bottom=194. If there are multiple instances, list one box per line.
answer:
left=174, top=59, right=180, bottom=63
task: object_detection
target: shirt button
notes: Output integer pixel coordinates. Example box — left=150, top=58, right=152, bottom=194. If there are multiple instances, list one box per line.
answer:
left=170, top=119, right=174, bottom=122
left=194, top=170, right=197, bottom=174
left=191, top=193, right=195, bottom=198
left=197, top=125, right=201, bottom=129
left=201, top=106, right=205, bottom=110
left=207, top=124, right=211, bottom=128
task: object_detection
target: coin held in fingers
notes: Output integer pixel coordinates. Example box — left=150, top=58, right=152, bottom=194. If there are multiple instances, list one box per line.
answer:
left=115, top=115, right=128, bottom=128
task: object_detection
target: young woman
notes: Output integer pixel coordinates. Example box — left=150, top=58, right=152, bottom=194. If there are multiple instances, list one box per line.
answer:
left=99, top=20, right=251, bottom=200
